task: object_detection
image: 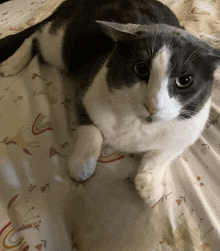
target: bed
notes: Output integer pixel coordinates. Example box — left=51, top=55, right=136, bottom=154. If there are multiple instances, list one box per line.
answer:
left=0, top=0, right=220, bottom=250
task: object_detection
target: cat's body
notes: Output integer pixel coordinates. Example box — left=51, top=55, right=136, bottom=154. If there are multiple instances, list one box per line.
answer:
left=1, top=0, right=219, bottom=206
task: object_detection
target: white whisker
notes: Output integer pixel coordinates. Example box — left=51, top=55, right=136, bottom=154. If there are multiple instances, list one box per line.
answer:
left=179, top=107, right=203, bottom=119
left=183, top=48, right=201, bottom=66
left=151, top=30, right=158, bottom=56
left=207, top=54, right=220, bottom=59
left=145, top=38, right=153, bottom=58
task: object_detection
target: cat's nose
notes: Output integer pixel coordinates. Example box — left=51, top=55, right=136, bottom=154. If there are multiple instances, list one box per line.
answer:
left=144, top=103, right=157, bottom=115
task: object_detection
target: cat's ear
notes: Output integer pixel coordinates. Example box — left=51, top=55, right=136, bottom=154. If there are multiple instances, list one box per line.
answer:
left=96, top=20, right=140, bottom=41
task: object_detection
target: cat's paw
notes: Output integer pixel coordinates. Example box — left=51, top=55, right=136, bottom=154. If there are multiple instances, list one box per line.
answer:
left=0, top=51, right=28, bottom=76
left=135, top=172, right=164, bottom=207
left=0, top=59, right=19, bottom=76
left=69, top=155, right=97, bottom=181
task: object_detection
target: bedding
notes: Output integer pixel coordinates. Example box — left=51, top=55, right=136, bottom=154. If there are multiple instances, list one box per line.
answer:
left=0, top=0, right=220, bottom=250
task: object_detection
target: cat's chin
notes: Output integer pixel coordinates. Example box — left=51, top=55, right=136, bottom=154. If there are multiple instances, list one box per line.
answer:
left=146, top=115, right=153, bottom=123
left=138, top=116, right=159, bottom=123
left=146, top=116, right=160, bottom=123
left=140, top=115, right=174, bottom=124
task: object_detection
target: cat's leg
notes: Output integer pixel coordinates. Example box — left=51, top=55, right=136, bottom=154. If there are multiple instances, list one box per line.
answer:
left=134, top=150, right=181, bottom=207
left=0, top=34, right=35, bottom=76
left=69, top=125, right=103, bottom=181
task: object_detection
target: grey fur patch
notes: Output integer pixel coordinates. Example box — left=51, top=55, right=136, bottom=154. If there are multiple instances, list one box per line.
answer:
left=97, top=21, right=210, bottom=48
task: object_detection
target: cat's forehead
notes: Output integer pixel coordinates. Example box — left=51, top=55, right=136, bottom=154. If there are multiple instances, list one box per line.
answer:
left=98, top=21, right=213, bottom=56
left=120, top=25, right=215, bottom=67
left=138, top=24, right=188, bottom=38
left=99, top=21, right=207, bottom=47
left=138, top=24, right=208, bottom=49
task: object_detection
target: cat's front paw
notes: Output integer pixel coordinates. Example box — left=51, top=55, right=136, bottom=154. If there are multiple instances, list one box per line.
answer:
left=69, top=155, right=97, bottom=181
left=135, top=172, right=164, bottom=207
left=0, top=59, right=20, bottom=77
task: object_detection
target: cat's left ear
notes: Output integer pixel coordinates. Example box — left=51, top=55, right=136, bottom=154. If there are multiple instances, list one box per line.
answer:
left=96, top=20, right=140, bottom=41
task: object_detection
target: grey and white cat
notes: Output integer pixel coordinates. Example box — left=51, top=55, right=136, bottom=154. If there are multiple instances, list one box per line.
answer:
left=1, top=0, right=219, bottom=206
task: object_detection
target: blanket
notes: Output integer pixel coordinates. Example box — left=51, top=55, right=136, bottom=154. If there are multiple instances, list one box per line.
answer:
left=0, top=0, right=220, bottom=250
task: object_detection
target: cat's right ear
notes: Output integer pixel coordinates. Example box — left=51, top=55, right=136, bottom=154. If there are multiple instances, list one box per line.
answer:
left=96, top=20, right=140, bottom=41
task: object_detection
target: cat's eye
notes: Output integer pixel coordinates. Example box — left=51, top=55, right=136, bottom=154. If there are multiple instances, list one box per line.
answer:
left=175, top=75, right=193, bottom=88
left=134, top=62, right=149, bottom=78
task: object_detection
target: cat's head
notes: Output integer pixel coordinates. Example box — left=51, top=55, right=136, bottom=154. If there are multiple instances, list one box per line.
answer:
left=96, top=21, right=220, bottom=122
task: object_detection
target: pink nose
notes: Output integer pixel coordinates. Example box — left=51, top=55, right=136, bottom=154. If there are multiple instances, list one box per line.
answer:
left=144, top=103, right=157, bottom=115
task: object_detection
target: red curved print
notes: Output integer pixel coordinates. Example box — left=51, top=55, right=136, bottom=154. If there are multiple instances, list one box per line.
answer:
left=35, top=244, right=43, bottom=250
left=7, top=194, right=19, bottom=210
left=23, top=148, right=32, bottom=155
left=32, top=73, right=39, bottom=79
left=9, top=27, right=23, bottom=31
left=26, top=18, right=36, bottom=26
left=98, top=146, right=124, bottom=163
left=0, top=222, right=29, bottom=250
left=0, top=222, right=11, bottom=237
left=22, top=245, right=29, bottom=251
left=32, top=113, right=54, bottom=135
left=191, top=7, right=210, bottom=15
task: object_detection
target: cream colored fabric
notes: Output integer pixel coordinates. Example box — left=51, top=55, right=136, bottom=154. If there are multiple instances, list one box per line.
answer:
left=0, top=0, right=220, bottom=250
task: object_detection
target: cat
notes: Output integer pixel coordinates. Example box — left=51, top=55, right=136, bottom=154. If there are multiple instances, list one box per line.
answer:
left=0, top=0, right=220, bottom=207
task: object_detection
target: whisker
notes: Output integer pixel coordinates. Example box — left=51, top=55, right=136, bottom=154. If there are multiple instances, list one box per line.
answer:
left=181, top=110, right=197, bottom=114
left=145, top=38, right=152, bottom=58
left=179, top=108, right=200, bottom=118
left=185, top=48, right=201, bottom=62
left=151, top=30, right=158, bottom=56
left=178, top=116, right=187, bottom=121
left=207, top=54, right=220, bottom=59
left=179, top=107, right=204, bottom=119
left=184, top=55, right=199, bottom=66
left=180, top=110, right=198, bottom=116
left=185, top=54, right=201, bottom=65
left=183, top=48, right=201, bottom=66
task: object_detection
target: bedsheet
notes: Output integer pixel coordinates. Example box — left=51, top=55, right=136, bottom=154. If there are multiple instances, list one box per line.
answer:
left=0, top=0, right=220, bottom=250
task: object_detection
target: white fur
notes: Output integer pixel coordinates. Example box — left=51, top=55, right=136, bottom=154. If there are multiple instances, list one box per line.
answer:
left=0, top=34, right=35, bottom=76
left=146, top=46, right=181, bottom=121
left=83, top=47, right=202, bottom=154
left=82, top=47, right=211, bottom=206
left=0, top=28, right=211, bottom=206
left=37, top=22, right=65, bottom=69
left=69, top=125, right=103, bottom=181
left=0, top=22, right=65, bottom=77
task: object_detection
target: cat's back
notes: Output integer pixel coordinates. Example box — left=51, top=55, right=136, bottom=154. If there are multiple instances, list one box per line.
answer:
left=49, top=0, right=181, bottom=72
left=51, top=0, right=181, bottom=29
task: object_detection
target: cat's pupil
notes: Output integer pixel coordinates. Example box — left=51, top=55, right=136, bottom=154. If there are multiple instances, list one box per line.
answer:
left=179, top=75, right=191, bottom=84
left=175, top=75, right=193, bottom=88
left=134, top=62, right=149, bottom=78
